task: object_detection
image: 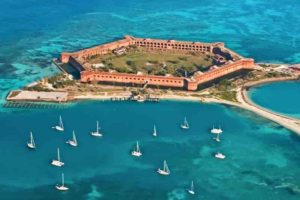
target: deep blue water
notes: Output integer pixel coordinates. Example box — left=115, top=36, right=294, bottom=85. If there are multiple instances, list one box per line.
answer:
left=1, top=0, right=300, bottom=199
left=249, top=81, right=300, bottom=119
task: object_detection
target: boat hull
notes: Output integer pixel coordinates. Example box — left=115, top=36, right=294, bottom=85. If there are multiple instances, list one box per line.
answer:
left=131, top=151, right=142, bottom=157
left=53, top=126, right=64, bottom=131
left=56, top=185, right=69, bottom=191
left=27, top=143, right=35, bottom=149
left=157, top=169, right=170, bottom=175
left=51, top=160, right=64, bottom=167
left=90, top=132, right=102, bottom=137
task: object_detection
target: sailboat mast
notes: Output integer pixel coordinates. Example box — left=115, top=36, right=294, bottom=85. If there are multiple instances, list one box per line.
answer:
left=62, top=173, right=64, bottom=186
left=191, top=181, right=194, bottom=191
left=60, top=116, right=64, bottom=129
left=136, top=141, right=140, bottom=152
left=57, top=148, right=60, bottom=161
left=73, top=131, right=77, bottom=144
left=96, top=121, right=99, bottom=132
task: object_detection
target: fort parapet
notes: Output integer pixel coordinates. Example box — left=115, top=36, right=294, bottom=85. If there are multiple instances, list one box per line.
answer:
left=60, top=36, right=255, bottom=91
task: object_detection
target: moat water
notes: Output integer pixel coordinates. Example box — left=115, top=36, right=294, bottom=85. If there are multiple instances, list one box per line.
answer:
left=1, top=0, right=300, bottom=199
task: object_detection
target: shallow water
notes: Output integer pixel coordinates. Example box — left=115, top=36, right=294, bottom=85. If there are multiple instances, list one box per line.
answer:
left=0, top=101, right=299, bottom=199
left=1, top=0, right=300, bottom=102
left=249, top=81, right=300, bottom=119
left=1, top=0, right=300, bottom=199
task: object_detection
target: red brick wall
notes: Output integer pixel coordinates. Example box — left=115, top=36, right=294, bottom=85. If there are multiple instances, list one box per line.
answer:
left=80, top=71, right=185, bottom=88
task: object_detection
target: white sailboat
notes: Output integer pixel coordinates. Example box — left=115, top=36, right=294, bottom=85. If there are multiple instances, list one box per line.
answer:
left=211, top=125, right=222, bottom=134
left=56, top=173, right=69, bottom=191
left=66, top=131, right=78, bottom=147
left=157, top=160, right=170, bottom=175
left=131, top=141, right=142, bottom=157
left=51, top=148, right=64, bottom=167
left=180, top=117, right=189, bottom=130
left=153, top=125, right=157, bottom=137
left=27, top=131, right=36, bottom=149
left=187, top=180, right=195, bottom=195
left=52, top=115, right=64, bottom=131
left=213, top=132, right=221, bottom=142
left=90, top=121, right=102, bottom=137
left=215, top=152, right=226, bottom=159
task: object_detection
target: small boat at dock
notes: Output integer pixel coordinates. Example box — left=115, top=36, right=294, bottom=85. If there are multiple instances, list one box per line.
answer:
left=90, top=121, right=103, bottom=137
left=52, top=115, right=64, bottom=131
left=180, top=117, right=189, bottom=130
left=27, top=131, right=36, bottom=149
left=51, top=148, right=64, bottom=167
left=56, top=173, right=69, bottom=191
left=131, top=141, right=142, bottom=157
left=157, top=160, right=170, bottom=175
left=66, top=131, right=78, bottom=147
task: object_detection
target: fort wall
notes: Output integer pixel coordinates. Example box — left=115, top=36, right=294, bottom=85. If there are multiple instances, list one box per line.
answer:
left=59, top=36, right=255, bottom=91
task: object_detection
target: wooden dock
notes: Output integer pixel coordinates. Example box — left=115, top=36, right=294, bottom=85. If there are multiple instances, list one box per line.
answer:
left=2, top=101, right=68, bottom=110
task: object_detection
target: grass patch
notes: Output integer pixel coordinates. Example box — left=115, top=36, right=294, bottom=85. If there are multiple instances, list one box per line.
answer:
left=88, top=47, right=214, bottom=77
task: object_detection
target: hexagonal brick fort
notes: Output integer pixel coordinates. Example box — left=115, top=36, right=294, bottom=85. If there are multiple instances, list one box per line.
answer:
left=60, top=35, right=255, bottom=91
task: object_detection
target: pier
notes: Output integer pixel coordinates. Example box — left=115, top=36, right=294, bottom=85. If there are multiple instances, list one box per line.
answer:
left=2, top=101, right=68, bottom=110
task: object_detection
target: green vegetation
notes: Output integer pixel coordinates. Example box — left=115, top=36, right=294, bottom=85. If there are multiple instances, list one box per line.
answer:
left=88, top=47, right=214, bottom=77
left=47, top=74, right=76, bottom=89
left=24, top=84, right=52, bottom=92
left=212, top=78, right=238, bottom=102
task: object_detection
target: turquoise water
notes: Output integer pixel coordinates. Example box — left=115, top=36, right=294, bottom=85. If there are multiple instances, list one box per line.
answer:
left=1, top=0, right=300, bottom=199
left=1, top=0, right=300, bottom=102
left=249, top=81, right=300, bottom=119
left=0, top=101, right=300, bottom=199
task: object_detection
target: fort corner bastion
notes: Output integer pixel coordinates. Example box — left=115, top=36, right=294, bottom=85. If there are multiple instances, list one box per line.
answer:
left=59, top=35, right=255, bottom=91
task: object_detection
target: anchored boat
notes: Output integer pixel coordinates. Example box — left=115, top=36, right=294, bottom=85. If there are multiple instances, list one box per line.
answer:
left=215, top=152, right=226, bottom=159
left=52, top=115, right=64, bottom=131
left=211, top=125, right=222, bottom=134
left=157, top=160, right=170, bottom=175
left=27, top=131, right=36, bottom=149
left=51, top=148, right=64, bottom=167
left=131, top=141, right=142, bottom=157
left=90, top=121, right=102, bottom=137
left=180, top=117, right=189, bottom=130
left=187, top=180, right=195, bottom=195
left=56, top=173, right=69, bottom=191
left=66, top=131, right=78, bottom=147
left=153, top=125, right=157, bottom=137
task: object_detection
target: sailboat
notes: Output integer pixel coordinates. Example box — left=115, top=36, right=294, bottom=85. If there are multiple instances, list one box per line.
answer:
left=90, top=121, right=102, bottom=137
left=27, top=131, right=36, bottom=149
left=211, top=125, right=222, bottom=134
left=66, top=131, right=78, bottom=147
left=56, top=173, right=69, bottom=191
left=131, top=141, right=142, bottom=157
left=51, top=148, right=64, bottom=167
left=180, top=117, right=189, bottom=130
left=153, top=125, right=157, bottom=137
left=157, top=160, right=170, bottom=175
left=187, top=181, right=195, bottom=195
left=213, top=132, right=221, bottom=142
left=52, top=115, right=64, bottom=131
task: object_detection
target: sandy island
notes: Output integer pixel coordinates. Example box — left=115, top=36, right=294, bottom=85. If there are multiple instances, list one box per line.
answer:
left=71, top=77, right=300, bottom=135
